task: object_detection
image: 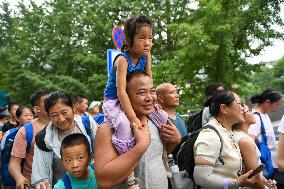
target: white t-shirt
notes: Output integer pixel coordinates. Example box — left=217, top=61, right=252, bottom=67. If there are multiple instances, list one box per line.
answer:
left=248, top=111, right=277, bottom=168
left=278, top=115, right=284, bottom=133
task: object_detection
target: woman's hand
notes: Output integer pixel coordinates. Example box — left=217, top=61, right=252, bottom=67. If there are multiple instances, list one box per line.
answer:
left=264, top=179, right=277, bottom=189
left=237, top=170, right=257, bottom=187
left=38, top=180, right=51, bottom=189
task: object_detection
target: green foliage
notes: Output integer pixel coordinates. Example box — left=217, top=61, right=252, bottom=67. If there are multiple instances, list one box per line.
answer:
left=0, top=0, right=283, bottom=114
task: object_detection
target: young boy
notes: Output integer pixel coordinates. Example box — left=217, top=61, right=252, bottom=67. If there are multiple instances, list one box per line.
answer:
left=52, top=133, right=98, bottom=189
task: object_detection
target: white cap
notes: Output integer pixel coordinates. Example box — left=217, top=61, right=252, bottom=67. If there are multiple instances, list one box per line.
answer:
left=88, top=101, right=101, bottom=109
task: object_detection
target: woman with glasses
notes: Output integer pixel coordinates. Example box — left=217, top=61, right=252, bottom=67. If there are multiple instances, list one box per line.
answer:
left=193, top=91, right=258, bottom=188
left=248, top=89, right=282, bottom=180
left=233, top=104, right=276, bottom=188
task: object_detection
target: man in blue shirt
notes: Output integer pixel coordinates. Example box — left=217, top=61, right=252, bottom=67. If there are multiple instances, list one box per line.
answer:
left=156, top=83, right=187, bottom=137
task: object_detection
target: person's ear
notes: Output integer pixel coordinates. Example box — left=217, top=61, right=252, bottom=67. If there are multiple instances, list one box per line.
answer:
left=265, top=100, right=271, bottom=105
left=33, top=106, right=40, bottom=116
left=125, top=37, right=131, bottom=47
left=219, top=104, right=229, bottom=115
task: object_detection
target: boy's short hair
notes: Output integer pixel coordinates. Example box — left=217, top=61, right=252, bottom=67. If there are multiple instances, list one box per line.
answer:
left=73, top=94, right=88, bottom=105
left=60, top=133, right=91, bottom=158
left=30, top=89, right=52, bottom=107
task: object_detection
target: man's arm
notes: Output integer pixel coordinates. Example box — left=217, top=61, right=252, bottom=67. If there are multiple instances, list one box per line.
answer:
left=9, top=127, right=30, bottom=189
left=94, top=122, right=150, bottom=189
left=278, top=133, right=284, bottom=171
left=160, top=120, right=181, bottom=153
left=9, top=157, right=29, bottom=189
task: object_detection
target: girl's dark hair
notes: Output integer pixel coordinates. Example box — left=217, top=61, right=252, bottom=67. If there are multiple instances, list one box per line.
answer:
left=44, top=91, right=73, bottom=114
left=209, top=90, right=235, bottom=116
left=16, top=105, right=32, bottom=118
left=121, top=14, right=153, bottom=51
left=251, top=89, right=282, bottom=104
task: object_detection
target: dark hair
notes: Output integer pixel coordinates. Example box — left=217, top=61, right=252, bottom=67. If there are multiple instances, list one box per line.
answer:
left=30, top=89, right=52, bottom=107
left=126, top=70, right=149, bottom=83
left=0, top=106, right=9, bottom=119
left=60, top=133, right=91, bottom=158
left=44, top=91, right=73, bottom=114
left=8, top=102, right=20, bottom=112
left=73, top=94, right=88, bottom=105
left=122, top=14, right=153, bottom=51
left=205, top=83, right=224, bottom=98
left=16, top=105, right=32, bottom=118
left=251, top=89, right=282, bottom=104
left=209, top=91, right=235, bottom=116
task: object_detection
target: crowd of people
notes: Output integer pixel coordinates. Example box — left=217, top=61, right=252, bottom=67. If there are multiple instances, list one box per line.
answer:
left=0, top=14, right=284, bottom=189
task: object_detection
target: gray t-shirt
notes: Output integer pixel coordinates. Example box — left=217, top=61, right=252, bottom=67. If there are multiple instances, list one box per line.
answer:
left=113, top=120, right=168, bottom=189
left=58, top=124, right=82, bottom=142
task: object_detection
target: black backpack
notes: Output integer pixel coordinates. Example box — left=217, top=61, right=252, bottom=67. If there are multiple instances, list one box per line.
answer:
left=176, top=125, right=224, bottom=181
left=187, top=109, right=203, bottom=133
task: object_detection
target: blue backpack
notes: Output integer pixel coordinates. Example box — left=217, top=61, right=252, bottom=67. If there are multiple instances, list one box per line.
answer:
left=81, top=115, right=94, bottom=158
left=1, top=123, right=33, bottom=186
left=254, top=112, right=275, bottom=179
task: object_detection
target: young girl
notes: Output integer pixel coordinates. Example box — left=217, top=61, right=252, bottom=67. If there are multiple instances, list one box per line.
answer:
left=103, top=15, right=167, bottom=188
left=248, top=89, right=282, bottom=179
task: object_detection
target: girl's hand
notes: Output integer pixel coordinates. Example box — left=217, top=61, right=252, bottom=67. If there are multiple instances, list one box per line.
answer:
left=237, top=170, right=257, bottom=187
left=130, top=117, right=143, bottom=130
left=154, top=103, right=162, bottom=111
left=132, top=122, right=151, bottom=153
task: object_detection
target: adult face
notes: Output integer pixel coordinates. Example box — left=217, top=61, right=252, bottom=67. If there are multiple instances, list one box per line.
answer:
left=266, top=99, right=282, bottom=113
left=76, top=98, right=89, bottom=114
left=127, top=75, right=155, bottom=117
left=160, top=84, right=179, bottom=108
left=49, top=101, right=75, bottom=132
left=62, top=144, right=91, bottom=180
left=226, top=93, right=245, bottom=124
left=35, top=95, right=49, bottom=119
left=90, top=106, right=100, bottom=115
left=243, top=104, right=256, bottom=125
left=10, top=104, right=19, bottom=119
left=17, top=108, right=34, bottom=126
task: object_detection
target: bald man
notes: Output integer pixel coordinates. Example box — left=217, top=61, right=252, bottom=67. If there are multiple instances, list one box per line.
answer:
left=156, top=83, right=187, bottom=137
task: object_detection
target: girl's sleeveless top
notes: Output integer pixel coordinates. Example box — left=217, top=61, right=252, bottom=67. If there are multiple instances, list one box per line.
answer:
left=104, top=51, right=146, bottom=98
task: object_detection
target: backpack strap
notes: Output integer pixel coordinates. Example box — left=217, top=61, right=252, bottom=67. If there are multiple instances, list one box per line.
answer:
left=61, top=174, right=72, bottom=189
left=81, top=115, right=94, bottom=157
left=253, top=112, right=268, bottom=145
left=24, top=123, right=33, bottom=152
left=201, top=125, right=225, bottom=165
left=35, top=126, right=52, bottom=152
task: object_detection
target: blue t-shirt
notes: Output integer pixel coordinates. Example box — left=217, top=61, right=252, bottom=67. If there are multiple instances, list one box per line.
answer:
left=169, top=112, right=187, bottom=137
left=53, top=166, right=98, bottom=189
left=104, top=51, right=147, bottom=98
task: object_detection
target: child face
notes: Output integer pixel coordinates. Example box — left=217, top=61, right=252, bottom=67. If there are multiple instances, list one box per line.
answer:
left=131, top=26, right=153, bottom=56
left=62, top=144, right=91, bottom=180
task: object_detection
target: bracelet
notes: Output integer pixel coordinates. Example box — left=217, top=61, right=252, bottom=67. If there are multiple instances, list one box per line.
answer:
left=227, top=178, right=239, bottom=189
left=224, top=178, right=229, bottom=189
